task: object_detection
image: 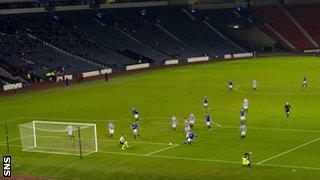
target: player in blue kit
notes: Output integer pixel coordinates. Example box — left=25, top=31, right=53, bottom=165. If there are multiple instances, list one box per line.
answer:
left=240, top=108, right=246, bottom=125
left=302, top=74, right=307, bottom=88
left=203, top=96, right=210, bottom=110
left=228, top=80, right=233, bottom=91
left=184, top=131, right=197, bottom=145
left=132, top=107, right=140, bottom=121
left=131, top=122, right=141, bottom=139
left=205, top=113, right=212, bottom=130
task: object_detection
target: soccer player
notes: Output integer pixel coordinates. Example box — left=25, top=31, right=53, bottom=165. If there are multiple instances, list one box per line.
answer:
left=252, top=80, right=257, bottom=91
left=131, top=122, right=141, bottom=139
left=205, top=113, right=212, bottom=130
left=228, top=80, right=233, bottom=91
left=132, top=107, right=140, bottom=121
left=188, top=113, right=196, bottom=128
left=240, top=108, right=246, bottom=125
left=184, top=131, right=197, bottom=145
left=172, top=116, right=177, bottom=132
left=284, top=102, right=292, bottom=118
left=243, top=98, right=249, bottom=112
left=302, top=74, right=307, bottom=88
left=105, top=73, right=109, bottom=82
left=203, top=96, right=210, bottom=110
left=107, top=122, right=115, bottom=137
left=66, top=124, right=75, bottom=139
left=65, top=77, right=69, bottom=88
left=242, top=152, right=252, bottom=168
left=184, top=119, right=190, bottom=133
left=240, top=124, right=247, bottom=140
left=119, top=134, right=130, bottom=150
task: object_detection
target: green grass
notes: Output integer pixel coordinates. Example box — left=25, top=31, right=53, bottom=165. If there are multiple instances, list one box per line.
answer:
left=1, top=56, right=320, bottom=179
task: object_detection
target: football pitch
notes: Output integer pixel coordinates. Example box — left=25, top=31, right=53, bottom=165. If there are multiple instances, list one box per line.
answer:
left=1, top=56, right=320, bottom=179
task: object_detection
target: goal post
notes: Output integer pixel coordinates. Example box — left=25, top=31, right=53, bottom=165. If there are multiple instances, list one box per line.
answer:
left=18, top=121, right=98, bottom=156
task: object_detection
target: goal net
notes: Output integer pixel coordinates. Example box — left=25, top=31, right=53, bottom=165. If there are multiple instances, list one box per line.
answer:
left=18, top=121, right=98, bottom=156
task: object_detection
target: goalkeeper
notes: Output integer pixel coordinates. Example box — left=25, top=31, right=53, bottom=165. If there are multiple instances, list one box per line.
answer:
left=242, top=152, right=252, bottom=168
left=119, top=134, right=130, bottom=150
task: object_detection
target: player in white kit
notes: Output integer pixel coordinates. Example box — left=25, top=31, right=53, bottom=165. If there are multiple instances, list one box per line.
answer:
left=66, top=124, right=75, bottom=139
left=108, top=122, right=115, bottom=137
left=252, top=80, right=257, bottom=91
left=240, top=124, right=247, bottom=139
left=243, top=98, right=249, bottom=112
left=188, top=113, right=195, bottom=128
left=172, top=116, right=177, bottom=132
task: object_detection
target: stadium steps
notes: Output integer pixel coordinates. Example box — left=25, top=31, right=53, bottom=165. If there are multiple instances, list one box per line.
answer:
left=155, top=23, right=205, bottom=56
left=27, top=34, right=105, bottom=69
left=261, top=23, right=296, bottom=51
left=0, top=60, right=25, bottom=82
left=202, top=20, right=247, bottom=52
left=285, top=4, right=320, bottom=46
left=182, top=9, right=197, bottom=20
left=0, top=74, right=20, bottom=84
left=0, top=65, right=20, bottom=82
left=279, top=5, right=319, bottom=48
left=246, top=7, right=294, bottom=51
left=114, top=26, right=174, bottom=58
left=252, top=5, right=314, bottom=51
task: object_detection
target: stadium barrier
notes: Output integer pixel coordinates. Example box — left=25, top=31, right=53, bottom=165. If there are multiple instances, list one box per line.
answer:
left=83, top=68, right=112, bottom=78
left=0, top=7, right=46, bottom=15
left=224, top=54, right=232, bottom=59
left=55, top=5, right=90, bottom=12
left=3, top=83, right=22, bottom=91
left=100, top=1, right=169, bottom=9
left=56, top=75, right=73, bottom=82
left=126, top=63, right=150, bottom=71
left=304, top=49, right=320, bottom=53
left=165, top=59, right=179, bottom=65
left=187, top=56, right=209, bottom=63
left=232, top=53, right=254, bottom=59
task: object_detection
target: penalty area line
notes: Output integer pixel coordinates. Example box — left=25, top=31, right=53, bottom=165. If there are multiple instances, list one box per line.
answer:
left=257, top=137, right=320, bottom=165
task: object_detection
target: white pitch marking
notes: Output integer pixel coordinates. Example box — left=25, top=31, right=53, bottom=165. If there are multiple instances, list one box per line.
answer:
left=1, top=144, right=320, bottom=171
left=0, top=117, right=28, bottom=124
left=212, top=122, right=222, bottom=127
left=144, top=144, right=179, bottom=156
left=222, top=125, right=320, bottom=133
left=0, top=137, right=21, bottom=144
left=262, top=163, right=320, bottom=171
left=257, top=137, right=320, bottom=165
left=0, top=136, right=176, bottom=147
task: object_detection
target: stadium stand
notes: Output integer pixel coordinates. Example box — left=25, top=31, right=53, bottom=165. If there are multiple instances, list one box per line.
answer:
left=286, top=4, right=320, bottom=45
left=252, top=5, right=315, bottom=50
left=202, top=8, right=257, bottom=29
left=62, top=10, right=170, bottom=65
left=3, top=14, right=136, bottom=71
left=258, top=24, right=292, bottom=51
left=149, top=7, right=246, bottom=57
left=6, top=3, right=317, bottom=86
left=99, top=8, right=202, bottom=60
left=0, top=75, right=19, bottom=84
left=201, top=7, right=262, bottom=51
left=0, top=29, right=100, bottom=78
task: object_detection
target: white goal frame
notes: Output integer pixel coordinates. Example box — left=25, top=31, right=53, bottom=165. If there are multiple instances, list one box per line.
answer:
left=19, top=120, right=98, bottom=156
